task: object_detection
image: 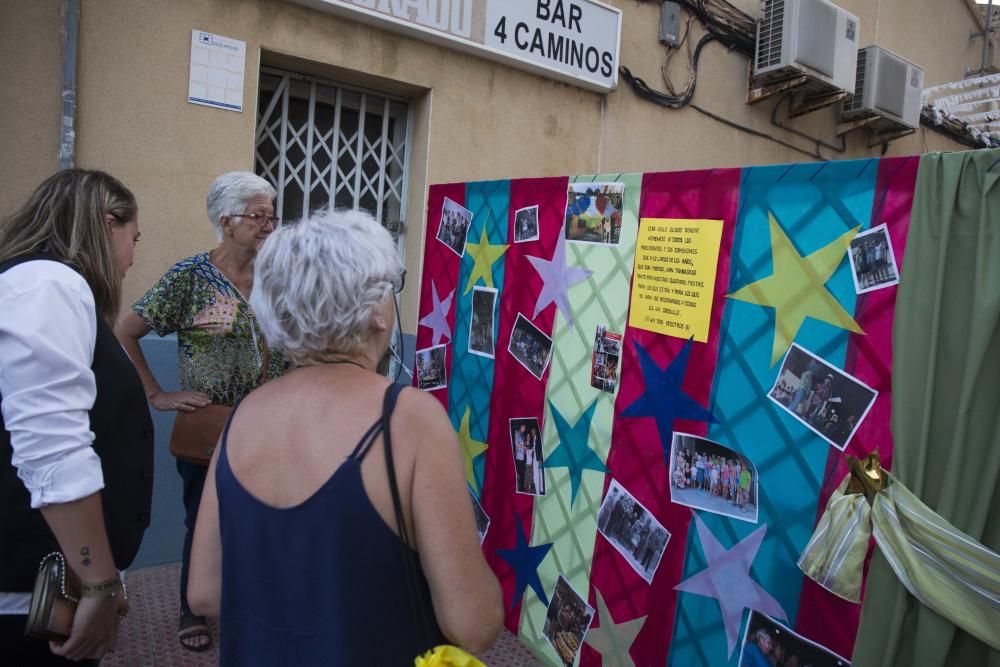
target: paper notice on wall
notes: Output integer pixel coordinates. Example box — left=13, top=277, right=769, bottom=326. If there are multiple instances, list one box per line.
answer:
left=188, top=30, right=245, bottom=112
left=628, top=218, right=724, bottom=342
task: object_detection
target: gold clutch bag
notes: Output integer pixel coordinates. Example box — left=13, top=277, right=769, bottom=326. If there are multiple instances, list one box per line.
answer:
left=25, top=552, right=79, bottom=641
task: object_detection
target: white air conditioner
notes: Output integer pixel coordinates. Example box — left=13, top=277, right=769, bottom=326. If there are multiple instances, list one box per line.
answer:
left=755, top=0, right=860, bottom=93
left=841, top=46, right=923, bottom=129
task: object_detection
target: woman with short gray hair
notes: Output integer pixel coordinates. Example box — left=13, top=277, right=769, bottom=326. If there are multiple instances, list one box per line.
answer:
left=115, top=170, right=286, bottom=652
left=187, top=210, right=504, bottom=664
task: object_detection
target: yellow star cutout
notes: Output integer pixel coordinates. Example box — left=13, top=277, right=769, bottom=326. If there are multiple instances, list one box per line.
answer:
left=456, top=406, right=488, bottom=493
left=463, top=227, right=509, bottom=295
left=727, top=211, right=864, bottom=366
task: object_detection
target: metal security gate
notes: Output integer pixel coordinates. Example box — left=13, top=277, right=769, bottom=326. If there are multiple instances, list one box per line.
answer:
left=255, top=68, right=411, bottom=243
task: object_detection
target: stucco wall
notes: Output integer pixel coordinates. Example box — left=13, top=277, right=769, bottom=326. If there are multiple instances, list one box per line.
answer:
left=0, top=0, right=983, bottom=334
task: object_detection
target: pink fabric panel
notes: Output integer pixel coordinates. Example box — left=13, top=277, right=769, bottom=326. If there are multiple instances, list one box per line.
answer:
left=481, top=176, right=567, bottom=632
left=793, top=155, right=919, bottom=658
left=581, top=168, right=741, bottom=667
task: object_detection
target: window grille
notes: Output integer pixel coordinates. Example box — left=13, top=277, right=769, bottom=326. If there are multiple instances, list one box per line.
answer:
left=255, top=68, right=411, bottom=244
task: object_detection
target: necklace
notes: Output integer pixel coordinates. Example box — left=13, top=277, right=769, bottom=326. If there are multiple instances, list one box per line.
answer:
left=327, top=359, right=368, bottom=370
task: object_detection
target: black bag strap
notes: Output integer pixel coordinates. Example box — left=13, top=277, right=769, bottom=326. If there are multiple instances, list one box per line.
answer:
left=381, top=382, right=434, bottom=643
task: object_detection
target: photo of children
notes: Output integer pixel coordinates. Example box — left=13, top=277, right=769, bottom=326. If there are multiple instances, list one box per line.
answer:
left=669, top=433, right=759, bottom=524
left=435, top=197, right=473, bottom=257
left=514, top=204, right=539, bottom=243
left=768, top=343, right=878, bottom=451
left=469, top=286, right=497, bottom=358
left=590, top=325, right=622, bottom=394
left=414, top=344, right=448, bottom=391
left=847, top=223, right=899, bottom=294
left=564, top=182, right=624, bottom=245
left=596, top=479, right=672, bottom=583
left=543, top=576, right=596, bottom=667
left=471, top=492, right=490, bottom=544
left=508, top=313, right=554, bottom=380
left=740, top=611, right=851, bottom=667
left=509, top=417, right=546, bottom=496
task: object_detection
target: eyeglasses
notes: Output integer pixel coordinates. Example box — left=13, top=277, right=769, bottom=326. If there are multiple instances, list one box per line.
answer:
left=390, top=269, right=406, bottom=294
left=232, top=212, right=281, bottom=228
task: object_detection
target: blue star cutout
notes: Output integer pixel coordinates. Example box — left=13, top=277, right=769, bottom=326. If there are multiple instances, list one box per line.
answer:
left=496, top=513, right=553, bottom=609
left=544, top=399, right=608, bottom=507
left=621, top=337, right=717, bottom=465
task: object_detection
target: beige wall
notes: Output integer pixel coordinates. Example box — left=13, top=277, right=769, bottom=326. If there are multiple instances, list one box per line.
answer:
left=0, top=0, right=981, bottom=334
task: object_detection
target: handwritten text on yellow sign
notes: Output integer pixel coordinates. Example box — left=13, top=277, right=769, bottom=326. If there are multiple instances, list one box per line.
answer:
left=629, top=218, right=724, bottom=342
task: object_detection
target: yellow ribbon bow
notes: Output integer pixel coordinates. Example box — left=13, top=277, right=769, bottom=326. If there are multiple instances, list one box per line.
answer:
left=414, top=645, right=486, bottom=667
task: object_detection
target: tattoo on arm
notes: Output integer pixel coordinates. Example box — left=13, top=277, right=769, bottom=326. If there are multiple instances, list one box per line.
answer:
left=81, top=546, right=91, bottom=567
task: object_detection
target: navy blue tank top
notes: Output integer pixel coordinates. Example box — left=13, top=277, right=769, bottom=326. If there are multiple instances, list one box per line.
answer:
left=216, top=407, right=446, bottom=665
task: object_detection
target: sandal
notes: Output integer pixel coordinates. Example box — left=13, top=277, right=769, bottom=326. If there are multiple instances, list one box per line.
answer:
left=178, top=613, right=213, bottom=652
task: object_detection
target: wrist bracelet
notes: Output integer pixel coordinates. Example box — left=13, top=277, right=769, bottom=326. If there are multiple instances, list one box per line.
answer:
left=79, top=577, right=121, bottom=598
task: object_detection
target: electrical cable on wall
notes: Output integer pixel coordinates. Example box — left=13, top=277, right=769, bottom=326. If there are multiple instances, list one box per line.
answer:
left=622, top=0, right=832, bottom=161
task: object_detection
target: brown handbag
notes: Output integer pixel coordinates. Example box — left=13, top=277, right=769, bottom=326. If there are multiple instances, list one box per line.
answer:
left=24, top=552, right=80, bottom=641
left=25, top=552, right=129, bottom=642
left=168, top=342, right=270, bottom=466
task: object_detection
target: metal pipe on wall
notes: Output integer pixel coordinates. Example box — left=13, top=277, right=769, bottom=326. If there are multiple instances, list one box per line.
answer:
left=59, top=0, right=79, bottom=170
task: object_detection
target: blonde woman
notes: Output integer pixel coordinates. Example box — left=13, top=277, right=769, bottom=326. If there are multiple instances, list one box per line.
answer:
left=0, top=170, right=149, bottom=665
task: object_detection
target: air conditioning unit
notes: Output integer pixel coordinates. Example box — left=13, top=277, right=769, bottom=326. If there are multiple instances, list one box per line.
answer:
left=841, top=46, right=923, bottom=129
left=755, top=0, right=860, bottom=94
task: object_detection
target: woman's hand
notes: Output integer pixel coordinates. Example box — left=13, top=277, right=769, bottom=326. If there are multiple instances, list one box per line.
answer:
left=49, top=593, right=126, bottom=661
left=150, top=390, right=212, bottom=412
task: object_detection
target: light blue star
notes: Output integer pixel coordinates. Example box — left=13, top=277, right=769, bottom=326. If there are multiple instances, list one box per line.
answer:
left=544, top=399, right=608, bottom=507
left=496, top=513, right=553, bottom=609
left=621, top=337, right=717, bottom=465
left=526, top=232, right=593, bottom=329
left=417, top=280, right=454, bottom=345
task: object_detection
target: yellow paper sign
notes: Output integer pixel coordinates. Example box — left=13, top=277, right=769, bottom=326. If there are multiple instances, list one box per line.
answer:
left=628, top=218, right=724, bottom=342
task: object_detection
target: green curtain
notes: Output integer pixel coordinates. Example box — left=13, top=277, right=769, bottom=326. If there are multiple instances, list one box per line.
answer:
left=852, top=148, right=1000, bottom=666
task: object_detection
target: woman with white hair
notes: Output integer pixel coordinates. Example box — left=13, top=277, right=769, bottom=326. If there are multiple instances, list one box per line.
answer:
left=187, top=209, right=504, bottom=665
left=115, top=170, right=286, bottom=652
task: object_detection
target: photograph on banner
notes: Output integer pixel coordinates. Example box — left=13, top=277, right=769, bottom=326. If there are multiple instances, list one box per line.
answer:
left=848, top=223, right=899, bottom=294
left=471, top=492, right=490, bottom=544
left=469, top=286, right=497, bottom=358
left=509, top=417, right=546, bottom=496
left=669, top=433, right=759, bottom=524
left=590, top=325, right=622, bottom=394
left=739, top=611, right=851, bottom=667
left=597, top=479, right=672, bottom=583
left=513, top=204, right=540, bottom=243
left=415, top=344, right=448, bottom=391
left=564, top=182, right=624, bottom=245
left=768, top=343, right=878, bottom=451
left=508, top=313, right=553, bottom=380
left=543, top=575, right=596, bottom=667
left=436, top=197, right=473, bottom=257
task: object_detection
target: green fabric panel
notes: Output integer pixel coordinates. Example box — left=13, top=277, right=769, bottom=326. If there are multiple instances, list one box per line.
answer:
left=519, top=173, right=642, bottom=662
left=852, top=148, right=1000, bottom=667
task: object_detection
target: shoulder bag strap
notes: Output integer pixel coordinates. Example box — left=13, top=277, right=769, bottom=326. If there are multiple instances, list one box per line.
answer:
left=381, top=382, right=434, bottom=643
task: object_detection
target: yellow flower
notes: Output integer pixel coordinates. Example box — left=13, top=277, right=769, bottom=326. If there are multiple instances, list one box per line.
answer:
left=414, top=645, right=486, bottom=667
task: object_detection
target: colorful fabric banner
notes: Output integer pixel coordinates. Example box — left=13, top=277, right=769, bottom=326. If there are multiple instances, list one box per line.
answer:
left=417, top=155, right=922, bottom=666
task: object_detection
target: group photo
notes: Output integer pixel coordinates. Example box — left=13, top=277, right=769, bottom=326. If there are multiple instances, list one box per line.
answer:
left=590, top=325, right=622, bottom=394
left=670, top=433, right=759, bottom=523
left=848, top=224, right=899, bottom=293
left=514, top=204, right=540, bottom=243
left=564, top=182, right=624, bottom=245
left=508, top=313, right=554, bottom=380
left=769, top=343, right=878, bottom=451
left=415, top=343, right=448, bottom=391
left=436, top=196, right=473, bottom=256
left=542, top=576, right=595, bottom=667
left=469, top=285, right=497, bottom=358
left=740, top=612, right=851, bottom=667
left=509, top=417, right=546, bottom=496
left=597, top=479, right=671, bottom=583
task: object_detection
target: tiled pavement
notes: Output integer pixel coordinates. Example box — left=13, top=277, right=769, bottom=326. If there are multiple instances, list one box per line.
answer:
left=103, top=563, right=544, bottom=666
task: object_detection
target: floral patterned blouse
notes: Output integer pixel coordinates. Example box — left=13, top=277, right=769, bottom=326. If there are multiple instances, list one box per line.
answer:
left=132, top=252, right=286, bottom=406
